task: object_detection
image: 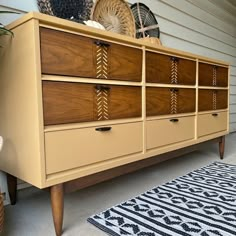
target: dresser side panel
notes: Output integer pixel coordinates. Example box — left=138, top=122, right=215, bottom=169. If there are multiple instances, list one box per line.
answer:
left=0, top=20, right=45, bottom=188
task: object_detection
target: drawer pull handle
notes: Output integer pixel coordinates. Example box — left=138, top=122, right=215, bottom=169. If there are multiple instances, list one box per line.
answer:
left=212, top=113, right=218, bottom=117
left=95, top=85, right=111, bottom=91
left=170, top=56, right=179, bottom=62
left=170, top=119, right=179, bottom=123
left=94, top=40, right=110, bottom=47
left=95, top=127, right=112, bottom=132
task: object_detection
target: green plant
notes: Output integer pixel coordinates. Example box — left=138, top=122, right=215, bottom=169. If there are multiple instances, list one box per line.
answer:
left=0, top=11, right=19, bottom=37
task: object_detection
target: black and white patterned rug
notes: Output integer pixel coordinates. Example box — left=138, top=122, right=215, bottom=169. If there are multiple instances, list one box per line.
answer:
left=88, top=162, right=236, bottom=236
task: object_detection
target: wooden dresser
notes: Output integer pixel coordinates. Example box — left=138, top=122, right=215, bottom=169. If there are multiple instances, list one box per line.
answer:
left=0, top=12, right=229, bottom=236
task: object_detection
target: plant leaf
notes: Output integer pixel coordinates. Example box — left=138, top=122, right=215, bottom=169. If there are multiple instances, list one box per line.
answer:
left=0, top=27, right=14, bottom=36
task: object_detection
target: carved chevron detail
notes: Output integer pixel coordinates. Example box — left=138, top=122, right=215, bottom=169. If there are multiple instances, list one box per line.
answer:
left=96, top=45, right=108, bottom=79
left=171, top=59, right=178, bottom=84
left=213, top=91, right=217, bottom=110
left=170, top=90, right=178, bottom=114
left=95, top=87, right=109, bottom=120
left=213, top=66, right=217, bottom=86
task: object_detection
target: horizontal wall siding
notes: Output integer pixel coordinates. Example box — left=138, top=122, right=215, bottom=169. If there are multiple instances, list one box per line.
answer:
left=230, top=75, right=236, bottom=85
left=230, top=104, right=236, bottom=112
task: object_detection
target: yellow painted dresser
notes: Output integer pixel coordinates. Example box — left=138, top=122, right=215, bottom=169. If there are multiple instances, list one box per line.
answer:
left=0, top=12, right=229, bottom=236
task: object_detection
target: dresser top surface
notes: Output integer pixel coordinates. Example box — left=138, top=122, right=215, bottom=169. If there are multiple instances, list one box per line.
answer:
left=5, top=11, right=230, bottom=66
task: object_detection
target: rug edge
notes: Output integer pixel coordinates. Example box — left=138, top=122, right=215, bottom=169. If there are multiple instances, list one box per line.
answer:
left=87, top=217, right=121, bottom=236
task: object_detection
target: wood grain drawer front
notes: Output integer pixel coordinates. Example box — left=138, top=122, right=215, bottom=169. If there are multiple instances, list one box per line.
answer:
left=198, top=112, right=227, bottom=137
left=107, top=85, right=141, bottom=120
left=108, top=43, right=142, bottom=82
left=146, top=52, right=196, bottom=85
left=199, top=63, right=228, bottom=87
left=198, top=89, right=228, bottom=112
left=42, top=81, right=141, bottom=125
left=43, top=81, right=94, bottom=125
left=146, top=87, right=196, bottom=116
left=147, top=116, right=195, bottom=150
left=40, top=27, right=142, bottom=82
left=45, top=122, right=143, bottom=174
left=40, top=27, right=96, bottom=78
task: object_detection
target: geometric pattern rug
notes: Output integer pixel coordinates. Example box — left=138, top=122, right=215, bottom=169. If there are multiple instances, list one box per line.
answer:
left=87, top=162, right=236, bottom=236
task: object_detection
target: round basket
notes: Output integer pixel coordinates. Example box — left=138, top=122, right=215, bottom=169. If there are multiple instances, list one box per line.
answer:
left=91, top=0, right=136, bottom=37
left=131, top=2, right=160, bottom=39
left=37, top=0, right=93, bottom=23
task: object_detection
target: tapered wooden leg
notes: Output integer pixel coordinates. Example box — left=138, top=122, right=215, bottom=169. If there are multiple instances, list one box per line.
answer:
left=219, top=136, right=225, bottom=160
left=7, top=174, right=17, bottom=205
left=50, top=184, right=64, bottom=236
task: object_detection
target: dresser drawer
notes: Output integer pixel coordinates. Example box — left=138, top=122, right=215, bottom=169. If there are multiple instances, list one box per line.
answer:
left=146, top=52, right=196, bottom=85
left=198, top=89, right=228, bottom=112
left=197, top=112, right=228, bottom=137
left=40, top=27, right=142, bottom=82
left=45, top=122, right=143, bottom=174
left=42, top=81, right=141, bottom=125
left=199, top=63, right=228, bottom=87
left=147, top=116, right=195, bottom=150
left=146, top=87, right=195, bottom=116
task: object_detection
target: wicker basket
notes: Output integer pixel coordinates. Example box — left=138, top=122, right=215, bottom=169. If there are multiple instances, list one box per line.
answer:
left=139, top=37, right=162, bottom=45
left=91, top=0, right=135, bottom=37
left=130, top=2, right=160, bottom=39
left=37, top=0, right=93, bottom=23
left=0, top=192, right=4, bottom=233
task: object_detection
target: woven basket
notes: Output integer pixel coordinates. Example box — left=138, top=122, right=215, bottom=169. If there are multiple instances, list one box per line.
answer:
left=139, top=37, right=162, bottom=45
left=130, top=2, right=160, bottom=39
left=37, top=0, right=93, bottom=23
left=91, top=0, right=135, bottom=37
left=0, top=192, right=4, bottom=233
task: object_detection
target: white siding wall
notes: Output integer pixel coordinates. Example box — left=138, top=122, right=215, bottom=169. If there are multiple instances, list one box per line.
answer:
left=0, top=0, right=236, bottom=197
